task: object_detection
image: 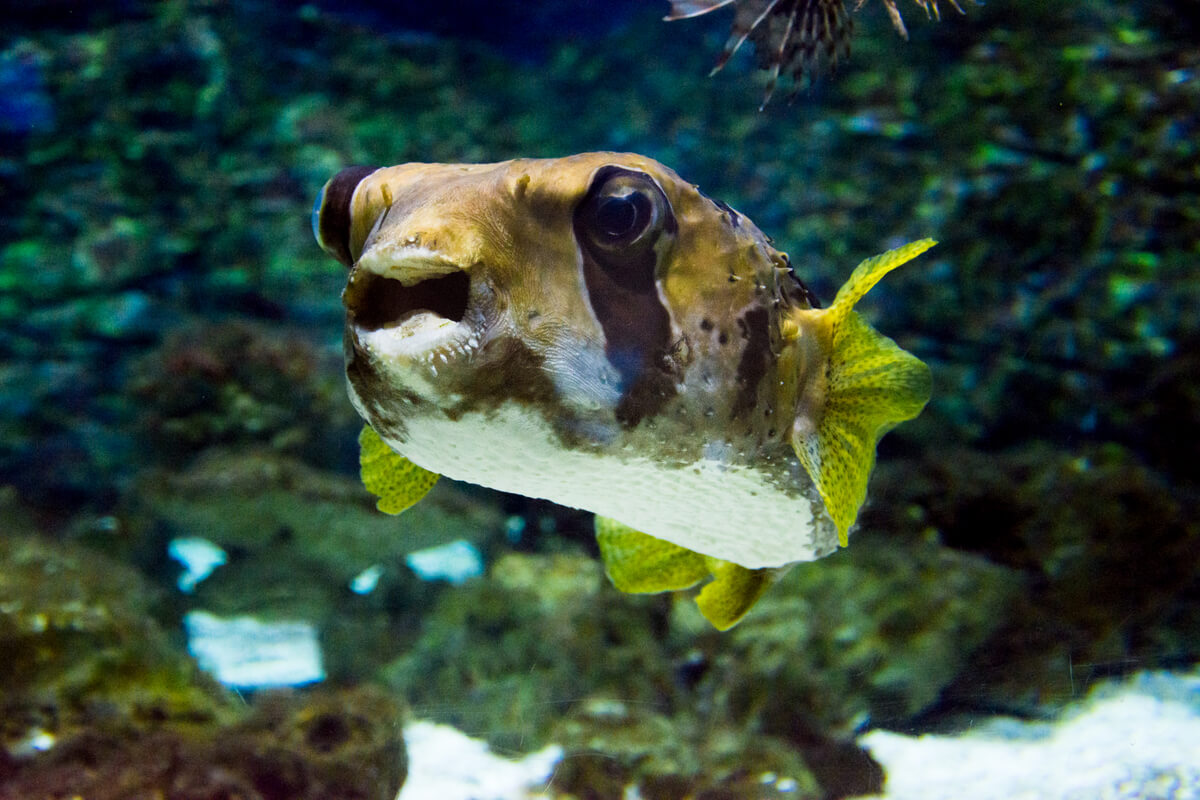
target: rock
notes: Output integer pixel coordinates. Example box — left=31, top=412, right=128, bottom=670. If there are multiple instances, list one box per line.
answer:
left=1, top=685, right=407, bottom=800
left=117, top=447, right=506, bottom=680
left=552, top=698, right=822, bottom=800
left=0, top=532, right=407, bottom=800
left=868, top=443, right=1200, bottom=714
left=380, top=552, right=675, bottom=754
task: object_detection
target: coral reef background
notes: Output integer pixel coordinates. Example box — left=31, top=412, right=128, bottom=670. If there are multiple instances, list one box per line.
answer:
left=1, top=0, right=1197, bottom=797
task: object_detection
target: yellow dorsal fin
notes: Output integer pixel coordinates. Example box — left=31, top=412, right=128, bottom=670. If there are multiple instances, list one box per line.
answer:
left=358, top=424, right=440, bottom=514
left=828, top=239, right=937, bottom=326
left=595, top=517, right=780, bottom=630
left=790, top=239, right=935, bottom=545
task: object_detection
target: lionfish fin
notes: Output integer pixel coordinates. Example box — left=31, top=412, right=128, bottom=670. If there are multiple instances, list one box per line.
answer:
left=670, top=0, right=972, bottom=105
left=665, top=0, right=738, bottom=20
left=875, top=0, right=972, bottom=39
left=712, top=0, right=781, bottom=76
left=758, top=0, right=800, bottom=108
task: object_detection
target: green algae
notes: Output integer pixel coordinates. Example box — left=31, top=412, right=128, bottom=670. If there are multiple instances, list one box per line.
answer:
left=0, top=527, right=407, bottom=799
left=0, top=533, right=230, bottom=737
left=866, top=442, right=1200, bottom=713
left=684, top=536, right=1020, bottom=737
left=380, top=552, right=674, bottom=755
left=120, top=446, right=507, bottom=679
left=553, top=698, right=822, bottom=800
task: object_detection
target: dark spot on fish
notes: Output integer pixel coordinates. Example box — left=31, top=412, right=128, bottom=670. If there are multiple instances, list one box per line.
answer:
left=615, top=359, right=678, bottom=429
left=441, top=334, right=598, bottom=451
left=731, top=307, right=770, bottom=421
left=446, top=336, right=556, bottom=416
left=718, top=331, right=729, bottom=345
left=667, top=335, right=693, bottom=368
left=315, top=165, right=376, bottom=267
left=700, top=318, right=714, bottom=332
left=575, top=166, right=679, bottom=428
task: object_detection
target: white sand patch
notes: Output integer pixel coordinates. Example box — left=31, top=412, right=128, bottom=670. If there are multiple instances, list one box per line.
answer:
left=859, top=670, right=1200, bottom=800
left=398, top=720, right=562, bottom=800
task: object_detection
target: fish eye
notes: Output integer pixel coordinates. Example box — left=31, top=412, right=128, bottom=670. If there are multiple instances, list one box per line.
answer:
left=313, top=165, right=377, bottom=267
left=576, top=167, right=672, bottom=255
left=593, top=189, right=655, bottom=244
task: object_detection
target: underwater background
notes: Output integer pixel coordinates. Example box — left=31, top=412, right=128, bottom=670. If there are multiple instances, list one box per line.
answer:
left=1, top=1, right=1198, bottom=798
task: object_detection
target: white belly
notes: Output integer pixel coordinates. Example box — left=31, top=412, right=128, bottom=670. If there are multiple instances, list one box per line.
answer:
left=381, top=403, right=838, bottom=569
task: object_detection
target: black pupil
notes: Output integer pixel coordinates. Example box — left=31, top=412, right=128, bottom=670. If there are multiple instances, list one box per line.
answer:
left=595, top=192, right=647, bottom=241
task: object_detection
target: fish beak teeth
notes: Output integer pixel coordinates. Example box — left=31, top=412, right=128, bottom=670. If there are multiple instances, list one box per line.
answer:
left=342, top=238, right=474, bottom=355
left=357, top=242, right=464, bottom=287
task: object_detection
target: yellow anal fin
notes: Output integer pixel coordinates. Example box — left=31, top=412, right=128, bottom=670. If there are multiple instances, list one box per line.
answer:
left=358, top=424, right=439, bottom=515
left=792, top=239, right=935, bottom=545
left=696, top=558, right=780, bottom=631
left=595, top=517, right=780, bottom=630
left=595, top=516, right=709, bottom=593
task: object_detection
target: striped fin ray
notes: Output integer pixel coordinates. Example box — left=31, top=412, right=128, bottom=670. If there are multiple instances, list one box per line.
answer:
left=665, top=0, right=739, bottom=20
left=758, top=0, right=799, bottom=107
left=863, top=0, right=971, bottom=40
left=750, top=0, right=853, bottom=103
left=668, top=0, right=975, bottom=104
left=711, top=0, right=783, bottom=76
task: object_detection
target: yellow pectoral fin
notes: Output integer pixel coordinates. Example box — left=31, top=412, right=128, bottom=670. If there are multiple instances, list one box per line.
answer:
left=792, top=240, right=935, bottom=545
left=594, top=517, right=779, bottom=630
left=358, top=425, right=440, bottom=515
left=595, top=516, right=709, bottom=593
left=695, top=558, right=782, bottom=631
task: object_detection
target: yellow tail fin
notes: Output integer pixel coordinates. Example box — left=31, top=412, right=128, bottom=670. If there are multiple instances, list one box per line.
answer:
left=358, top=425, right=440, bottom=514
left=790, top=239, right=935, bottom=545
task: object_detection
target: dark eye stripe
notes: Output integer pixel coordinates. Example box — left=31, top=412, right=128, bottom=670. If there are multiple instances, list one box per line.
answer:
left=313, top=165, right=377, bottom=267
left=574, top=166, right=679, bottom=428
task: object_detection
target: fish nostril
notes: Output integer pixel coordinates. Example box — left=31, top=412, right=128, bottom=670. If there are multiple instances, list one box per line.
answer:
left=345, top=270, right=470, bottom=331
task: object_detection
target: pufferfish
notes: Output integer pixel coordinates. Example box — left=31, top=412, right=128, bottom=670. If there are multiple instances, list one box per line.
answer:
left=313, top=152, right=932, bottom=630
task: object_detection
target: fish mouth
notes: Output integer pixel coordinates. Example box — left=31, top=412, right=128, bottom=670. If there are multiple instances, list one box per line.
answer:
left=343, top=245, right=479, bottom=366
